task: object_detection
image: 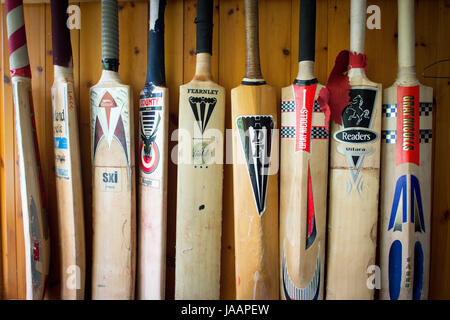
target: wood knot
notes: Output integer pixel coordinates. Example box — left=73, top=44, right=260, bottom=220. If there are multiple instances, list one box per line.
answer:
left=3, top=74, right=10, bottom=84
left=189, top=49, right=195, bottom=56
left=282, top=49, right=290, bottom=56
left=134, top=46, right=140, bottom=55
left=228, top=8, right=234, bottom=15
left=86, top=81, right=93, bottom=88
left=444, top=210, right=450, bottom=220
left=37, top=66, right=43, bottom=73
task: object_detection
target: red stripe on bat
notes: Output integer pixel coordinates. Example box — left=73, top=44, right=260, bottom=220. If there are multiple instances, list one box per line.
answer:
left=5, top=0, right=23, bottom=14
left=307, top=163, right=315, bottom=238
left=8, top=26, right=27, bottom=54
left=11, top=65, right=31, bottom=78
left=396, top=86, right=420, bottom=166
left=294, top=84, right=317, bottom=152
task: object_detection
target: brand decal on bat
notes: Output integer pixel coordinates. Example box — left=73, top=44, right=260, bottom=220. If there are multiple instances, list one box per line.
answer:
left=388, top=174, right=425, bottom=232
left=98, top=168, right=123, bottom=192
left=334, top=128, right=377, bottom=143
left=293, top=84, right=316, bottom=152
left=334, top=89, right=378, bottom=194
left=30, top=197, right=43, bottom=291
left=413, top=241, right=424, bottom=300
left=237, top=115, right=274, bottom=216
left=189, top=96, right=218, bottom=168
left=91, top=90, right=129, bottom=164
left=189, top=96, right=217, bottom=134
left=53, top=86, right=71, bottom=179
left=140, top=91, right=163, bottom=174
left=388, top=240, right=402, bottom=300
left=282, top=244, right=321, bottom=300
left=306, top=163, right=317, bottom=250
left=397, top=86, right=420, bottom=165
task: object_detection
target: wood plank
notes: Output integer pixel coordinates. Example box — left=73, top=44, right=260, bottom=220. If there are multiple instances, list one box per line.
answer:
left=0, top=4, right=17, bottom=299
left=218, top=0, right=244, bottom=300
left=164, top=0, right=184, bottom=300
left=79, top=1, right=101, bottom=300
left=429, top=0, right=450, bottom=300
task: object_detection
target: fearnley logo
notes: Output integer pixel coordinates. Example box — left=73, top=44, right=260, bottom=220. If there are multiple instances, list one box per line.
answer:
left=189, top=96, right=217, bottom=168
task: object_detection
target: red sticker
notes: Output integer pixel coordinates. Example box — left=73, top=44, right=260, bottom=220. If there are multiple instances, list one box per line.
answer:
left=294, top=84, right=317, bottom=152
left=396, top=86, right=420, bottom=166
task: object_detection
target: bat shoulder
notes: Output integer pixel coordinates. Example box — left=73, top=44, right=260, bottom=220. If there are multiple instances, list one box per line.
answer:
left=349, top=75, right=381, bottom=88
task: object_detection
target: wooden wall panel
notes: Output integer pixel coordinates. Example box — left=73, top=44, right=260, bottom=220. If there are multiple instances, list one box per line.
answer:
left=1, top=0, right=449, bottom=300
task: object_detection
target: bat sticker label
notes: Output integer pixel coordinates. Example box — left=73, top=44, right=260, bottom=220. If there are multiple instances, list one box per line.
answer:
left=97, top=167, right=125, bottom=192
left=293, top=84, right=317, bottom=152
left=52, top=84, right=73, bottom=180
left=397, top=86, right=420, bottom=165
left=388, top=174, right=425, bottom=232
left=139, top=91, right=163, bottom=175
left=334, top=88, right=378, bottom=194
left=91, top=88, right=131, bottom=165
left=237, top=115, right=274, bottom=216
left=282, top=244, right=321, bottom=300
left=388, top=240, right=402, bottom=300
left=29, top=197, right=43, bottom=292
left=413, top=241, right=424, bottom=300
left=306, top=162, right=317, bottom=250
left=188, top=95, right=218, bottom=168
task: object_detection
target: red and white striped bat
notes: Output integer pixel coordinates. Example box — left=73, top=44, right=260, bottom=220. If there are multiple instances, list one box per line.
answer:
left=5, top=0, right=50, bottom=300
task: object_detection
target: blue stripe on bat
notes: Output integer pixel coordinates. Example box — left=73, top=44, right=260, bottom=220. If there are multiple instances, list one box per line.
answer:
left=389, top=240, right=402, bottom=300
left=413, top=241, right=424, bottom=300
left=411, top=175, right=426, bottom=232
left=388, top=175, right=407, bottom=231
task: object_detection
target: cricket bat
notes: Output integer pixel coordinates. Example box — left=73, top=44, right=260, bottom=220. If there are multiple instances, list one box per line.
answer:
left=50, top=0, right=85, bottom=300
left=380, top=0, right=433, bottom=300
left=174, top=0, right=225, bottom=300
left=231, top=0, right=279, bottom=300
left=5, top=0, right=50, bottom=300
left=90, top=0, right=136, bottom=299
left=279, top=0, right=329, bottom=301
left=326, top=0, right=382, bottom=299
left=137, top=0, right=168, bottom=300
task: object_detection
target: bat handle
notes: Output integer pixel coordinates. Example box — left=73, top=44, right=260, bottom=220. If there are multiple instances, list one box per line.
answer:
left=146, top=0, right=166, bottom=86
left=297, top=0, right=316, bottom=81
left=195, top=0, right=213, bottom=55
left=243, top=0, right=264, bottom=83
left=101, top=0, right=119, bottom=72
left=5, top=0, right=31, bottom=78
left=398, top=0, right=416, bottom=79
left=350, top=0, right=366, bottom=55
left=51, top=0, right=72, bottom=68
left=298, top=0, right=316, bottom=63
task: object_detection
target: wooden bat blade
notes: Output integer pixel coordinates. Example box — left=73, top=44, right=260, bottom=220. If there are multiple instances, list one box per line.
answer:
left=279, top=82, right=328, bottom=300
left=231, top=84, right=279, bottom=300
left=326, top=76, right=382, bottom=300
left=12, top=78, right=50, bottom=300
left=51, top=76, right=85, bottom=300
left=175, top=80, right=225, bottom=300
left=380, top=83, right=433, bottom=300
left=137, top=85, right=169, bottom=300
left=90, top=77, right=136, bottom=300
